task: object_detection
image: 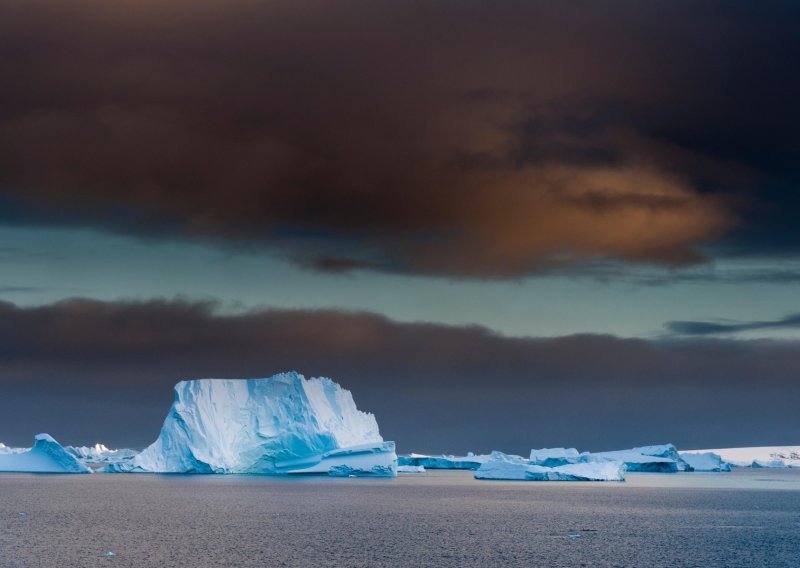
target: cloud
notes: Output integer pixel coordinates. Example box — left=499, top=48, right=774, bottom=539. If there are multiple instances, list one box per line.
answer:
left=666, top=312, right=800, bottom=336
left=7, top=1, right=800, bottom=276
left=0, top=298, right=799, bottom=452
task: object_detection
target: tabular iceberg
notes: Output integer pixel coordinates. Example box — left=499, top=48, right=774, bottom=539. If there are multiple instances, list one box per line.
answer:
left=529, top=447, right=581, bottom=467
left=105, top=372, right=396, bottom=476
left=397, top=452, right=491, bottom=470
left=0, top=434, right=92, bottom=473
left=679, top=452, right=732, bottom=472
left=587, top=444, right=690, bottom=472
left=474, top=451, right=625, bottom=481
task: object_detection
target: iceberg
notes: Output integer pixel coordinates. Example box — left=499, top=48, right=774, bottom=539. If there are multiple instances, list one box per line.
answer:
left=65, top=443, right=138, bottom=464
left=475, top=451, right=625, bottom=481
left=397, top=465, right=426, bottom=473
left=751, top=459, right=788, bottom=468
left=397, top=452, right=491, bottom=470
left=679, top=452, right=732, bottom=472
left=587, top=444, right=689, bottom=472
left=689, top=446, right=800, bottom=468
left=105, top=372, right=396, bottom=476
left=0, top=434, right=92, bottom=473
left=529, top=447, right=581, bottom=467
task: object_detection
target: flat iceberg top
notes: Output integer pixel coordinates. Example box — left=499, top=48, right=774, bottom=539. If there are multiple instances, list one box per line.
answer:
left=109, top=372, right=395, bottom=476
left=0, top=434, right=91, bottom=474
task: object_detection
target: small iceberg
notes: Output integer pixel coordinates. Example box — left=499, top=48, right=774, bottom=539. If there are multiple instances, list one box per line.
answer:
left=475, top=451, right=626, bottom=481
left=397, top=465, right=426, bottom=473
left=397, top=452, right=491, bottom=470
left=679, top=452, right=732, bottom=472
left=587, top=444, right=689, bottom=472
left=0, top=434, right=92, bottom=474
left=529, top=447, right=581, bottom=467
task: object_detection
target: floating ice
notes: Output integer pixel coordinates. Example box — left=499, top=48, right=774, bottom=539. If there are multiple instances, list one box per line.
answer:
left=689, top=446, right=800, bottom=468
left=529, top=447, right=581, bottom=467
left=105, top=372, right=396, bottom=476
left=474, top=451, right=626, bottom=481
left=397, top=452, right=491, bottom=470
left=587, top=444, right=689, bottom=472
left=397, top=465, right=426, bottom=473
left=0, top=434, right=92, bottom=474
left=679, top=452, right=732, bottom=472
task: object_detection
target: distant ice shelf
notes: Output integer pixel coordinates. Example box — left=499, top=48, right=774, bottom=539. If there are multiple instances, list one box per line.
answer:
left=105, top=372, right=397, bottom=476
left=689, top=446, right=800, bottom=468
left=0, top=434, right=92, bottom=474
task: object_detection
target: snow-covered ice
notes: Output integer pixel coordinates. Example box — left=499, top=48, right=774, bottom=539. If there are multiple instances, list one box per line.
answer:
left=475, top=451, right=625, bottom=481
left=65, top=443, right=138, bottom=464
left=105, top=372, right=396, bottom=476
left=690, top=446, right=800, bottom=468
left=679, top=452, right=732, bottom=472
left=0, top=434, right=92, bottom=473
left=397, top=452, right=491, bottom=470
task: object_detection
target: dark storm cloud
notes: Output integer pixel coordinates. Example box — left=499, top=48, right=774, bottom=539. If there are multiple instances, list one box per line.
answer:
left=666, top=312, right=800, bottom=336
left=0, top=298, right=798, bottom=452
left=4, top=1, right=799, bottom=277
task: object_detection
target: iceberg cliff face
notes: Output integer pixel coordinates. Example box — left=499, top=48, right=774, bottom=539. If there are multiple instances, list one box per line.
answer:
left=106, top=372, right=396, bottom=476
left=0, top=434, right=92, bottom=473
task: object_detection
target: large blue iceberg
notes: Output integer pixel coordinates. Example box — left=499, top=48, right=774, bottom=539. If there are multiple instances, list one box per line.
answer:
left=105, top=372, right=396, bottom=476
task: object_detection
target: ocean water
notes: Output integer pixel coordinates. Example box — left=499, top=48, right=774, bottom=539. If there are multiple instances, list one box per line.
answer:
left=1, top=469, right=799, bottom=567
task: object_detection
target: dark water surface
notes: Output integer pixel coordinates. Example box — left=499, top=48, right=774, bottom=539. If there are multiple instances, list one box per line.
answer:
left=1, top=469, right=799, bottom=567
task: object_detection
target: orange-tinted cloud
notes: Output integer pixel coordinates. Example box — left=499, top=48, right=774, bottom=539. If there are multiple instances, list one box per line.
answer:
left=2, top=0, right=795, bottom=276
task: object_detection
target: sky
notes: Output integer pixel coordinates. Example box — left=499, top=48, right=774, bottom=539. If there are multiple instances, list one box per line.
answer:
left=0, top=0, right=799, bottom=453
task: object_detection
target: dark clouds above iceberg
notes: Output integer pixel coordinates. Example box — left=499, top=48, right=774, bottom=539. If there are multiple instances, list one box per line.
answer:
left=2, top=1, right=799, bottom=277
left=0, top=298, right=798, bottom=452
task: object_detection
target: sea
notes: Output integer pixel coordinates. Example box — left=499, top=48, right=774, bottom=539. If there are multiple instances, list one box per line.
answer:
left=1, top=469, right=799, bottom=567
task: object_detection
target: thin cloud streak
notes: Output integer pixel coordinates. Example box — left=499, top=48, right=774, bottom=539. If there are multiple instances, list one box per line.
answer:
left=666, top=312, right=800, bottom=336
